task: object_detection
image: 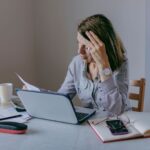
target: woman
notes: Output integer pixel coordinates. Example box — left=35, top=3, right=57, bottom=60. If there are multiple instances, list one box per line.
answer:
left=58, top=14, right=130, bottom=116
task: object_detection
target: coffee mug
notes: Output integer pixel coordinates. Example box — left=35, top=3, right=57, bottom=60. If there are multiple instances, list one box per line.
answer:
left=0, top=83, right=13, bottom=105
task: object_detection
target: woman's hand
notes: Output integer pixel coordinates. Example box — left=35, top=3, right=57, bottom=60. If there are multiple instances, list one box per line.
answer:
left=84, top=31, right=112, bottom=81
left=77, top=32, right=93, bottom=64
left=22, top=85, right=27, bottom=90
left=85, top=31, right=110, bottom=70
left=78, top=31, right=112, bottom=81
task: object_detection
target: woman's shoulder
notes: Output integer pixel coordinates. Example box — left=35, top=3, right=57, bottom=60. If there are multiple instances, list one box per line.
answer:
left=121, top=58, right=128, bottom=70
left=69, top=55, right=83, bottom=67
left=113, top=58, right=128, bottom=76
left=67, top=55, right=84, bottom=75
left=72, top=55, right=82, bottom=62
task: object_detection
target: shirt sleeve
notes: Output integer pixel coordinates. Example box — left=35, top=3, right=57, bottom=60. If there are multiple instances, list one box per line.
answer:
left=57, top=59, right=76, bottom=99
left=96, top=60, right=130, bottom=116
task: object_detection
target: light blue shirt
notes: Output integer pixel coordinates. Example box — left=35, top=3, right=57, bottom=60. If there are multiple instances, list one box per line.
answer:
left=58, top=55, right=131, bottom=116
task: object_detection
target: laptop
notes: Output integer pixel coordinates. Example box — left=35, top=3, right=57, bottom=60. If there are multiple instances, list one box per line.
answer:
left=16, top=89, right=96, bottom=124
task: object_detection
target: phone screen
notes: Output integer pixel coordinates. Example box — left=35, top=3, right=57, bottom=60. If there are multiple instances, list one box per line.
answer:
left=106, top=120, right=129, bottom=135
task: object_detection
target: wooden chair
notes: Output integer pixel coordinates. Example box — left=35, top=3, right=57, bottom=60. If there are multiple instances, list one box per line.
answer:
left=129, top=78, right=146, bottom=112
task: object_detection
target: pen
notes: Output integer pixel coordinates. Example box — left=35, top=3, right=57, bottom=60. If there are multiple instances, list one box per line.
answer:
left=0, top=114, right=22, bottom=121
left=92, top=118, right=108, bottom=125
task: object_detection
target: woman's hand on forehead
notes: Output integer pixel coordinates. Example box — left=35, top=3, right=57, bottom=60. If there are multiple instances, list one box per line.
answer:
left=77, top=32, right=91, bottom=47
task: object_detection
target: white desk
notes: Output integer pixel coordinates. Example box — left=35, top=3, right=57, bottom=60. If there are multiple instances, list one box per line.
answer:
left=0, top=116, right=150, bottom=150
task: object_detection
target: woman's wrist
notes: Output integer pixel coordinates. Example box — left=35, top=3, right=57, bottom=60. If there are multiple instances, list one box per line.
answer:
left=97, top=63, right=112, bottom=82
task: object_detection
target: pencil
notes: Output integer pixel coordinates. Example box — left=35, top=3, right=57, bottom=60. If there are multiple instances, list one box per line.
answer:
left=0, top=114, right=22, bottom=121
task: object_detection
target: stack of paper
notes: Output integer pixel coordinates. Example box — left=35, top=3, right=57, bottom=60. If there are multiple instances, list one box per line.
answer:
left=0, top=104, right=31, bottom=123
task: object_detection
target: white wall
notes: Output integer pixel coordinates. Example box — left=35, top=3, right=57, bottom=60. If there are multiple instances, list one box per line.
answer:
left=34, top=0, right=146, bottom=88
left=0, top=0, right=37, bottom=89
left=34, top=0, right=77, bottom=90
left=145, top=0, right=150, bottom=111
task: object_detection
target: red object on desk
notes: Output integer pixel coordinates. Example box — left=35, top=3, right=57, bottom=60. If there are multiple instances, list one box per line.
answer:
left=0, top=121, right=27, bottom=134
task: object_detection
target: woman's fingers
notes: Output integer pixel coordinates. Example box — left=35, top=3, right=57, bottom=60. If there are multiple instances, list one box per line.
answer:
left=22, top=85, right=27, bottom=90
left=85, top=31, right=108, bottom=65
left=89, top=31, right=104, bottom=46
left=78, top=32, right=105, bottom=64
left=78, top=32, right=91, bottom=46
left=86, top=31, right=99, bottom=48
left=78, top=32, right=94, bottom=52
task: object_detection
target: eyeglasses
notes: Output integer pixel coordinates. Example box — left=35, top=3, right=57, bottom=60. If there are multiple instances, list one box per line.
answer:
left=91, top=114, right=135, bottom=127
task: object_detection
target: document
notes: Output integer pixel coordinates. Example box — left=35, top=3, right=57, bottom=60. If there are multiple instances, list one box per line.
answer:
left=0, top=105, right=31, bottom=123
left=0, top=106, right=20, bottom=119
left=16, top=73, right=40, bottom=91
left=88, top=111, right=150, bottom=143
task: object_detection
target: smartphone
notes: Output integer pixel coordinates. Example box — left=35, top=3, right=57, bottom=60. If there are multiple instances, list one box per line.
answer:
left=106, top=119, right=129, bottom=135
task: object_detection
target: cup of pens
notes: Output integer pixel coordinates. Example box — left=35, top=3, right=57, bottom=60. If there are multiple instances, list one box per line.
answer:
left=0, top=83, right=13, bottom=106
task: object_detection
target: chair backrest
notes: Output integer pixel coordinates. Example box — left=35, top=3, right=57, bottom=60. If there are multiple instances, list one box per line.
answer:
left=129, top=78, right=146, bottom=112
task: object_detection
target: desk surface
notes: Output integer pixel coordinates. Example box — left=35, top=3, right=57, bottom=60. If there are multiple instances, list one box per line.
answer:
left=0, top=117, right=150, bottom=150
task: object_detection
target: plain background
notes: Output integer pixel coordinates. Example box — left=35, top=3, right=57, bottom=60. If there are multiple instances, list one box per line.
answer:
left=0, top=0, right=149, bottom=111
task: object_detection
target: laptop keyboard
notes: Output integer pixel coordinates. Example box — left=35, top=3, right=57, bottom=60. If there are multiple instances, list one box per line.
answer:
left=76, top=112, right=88, bottom=120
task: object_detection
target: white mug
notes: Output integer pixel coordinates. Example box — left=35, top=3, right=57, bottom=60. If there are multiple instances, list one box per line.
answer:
left=0, top=83, right=13, bottom=105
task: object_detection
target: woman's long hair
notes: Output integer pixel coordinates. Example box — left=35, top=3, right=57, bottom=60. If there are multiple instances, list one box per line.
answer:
left=78, top=14, right=126, bottom=71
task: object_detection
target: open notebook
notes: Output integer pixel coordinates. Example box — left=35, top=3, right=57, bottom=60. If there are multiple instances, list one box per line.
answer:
left=88, top=111, right=150, bottom=143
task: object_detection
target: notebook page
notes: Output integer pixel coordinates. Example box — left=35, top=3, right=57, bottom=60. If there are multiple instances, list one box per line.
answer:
left=123, top=111, right=150, bottom=136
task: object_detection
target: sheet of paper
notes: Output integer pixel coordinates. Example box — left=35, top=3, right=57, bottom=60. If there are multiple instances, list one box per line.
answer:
left=0, top=105, right=20, bottom=118
left=5, top=111, right=32, bottom=123
left=16, top=73, right=40, bottom=91
left=0, top=105, right=31, bottom=123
